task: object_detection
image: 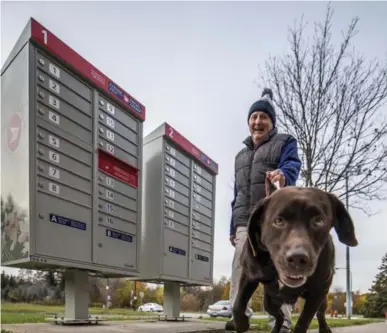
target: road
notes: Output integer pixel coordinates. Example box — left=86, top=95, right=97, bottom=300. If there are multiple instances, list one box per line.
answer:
left=2, top=319, right=385, bottom=333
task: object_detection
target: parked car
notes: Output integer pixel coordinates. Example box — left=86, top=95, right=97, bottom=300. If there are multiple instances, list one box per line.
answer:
left=206, top=300, right=253, bottom=318
left=137, top=302, right=164, bottom=312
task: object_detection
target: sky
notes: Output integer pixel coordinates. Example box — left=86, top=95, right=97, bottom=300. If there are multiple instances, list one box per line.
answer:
left=1, top=1, right=387, bottom=294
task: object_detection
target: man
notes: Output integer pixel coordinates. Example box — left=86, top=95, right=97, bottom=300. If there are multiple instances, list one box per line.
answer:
left=226, top=88, right=302, bottom=333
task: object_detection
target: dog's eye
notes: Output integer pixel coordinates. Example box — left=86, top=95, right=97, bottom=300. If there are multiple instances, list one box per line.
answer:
left=273, top=217, right=286, bottom=228
left=312, top=217, right=325, bottom=227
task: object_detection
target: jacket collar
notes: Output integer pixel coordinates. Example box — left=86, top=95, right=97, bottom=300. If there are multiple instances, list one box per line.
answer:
left=243, top=128, right=278, bottom=150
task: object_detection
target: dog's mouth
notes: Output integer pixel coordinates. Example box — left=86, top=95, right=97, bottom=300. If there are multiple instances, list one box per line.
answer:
left=279, top=273, right=307, bottom=288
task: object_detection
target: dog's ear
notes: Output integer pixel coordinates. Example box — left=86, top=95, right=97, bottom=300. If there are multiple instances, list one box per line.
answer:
left=247, top=197, right=269, bottom=255
left=328, top=193, right=358, bottom=247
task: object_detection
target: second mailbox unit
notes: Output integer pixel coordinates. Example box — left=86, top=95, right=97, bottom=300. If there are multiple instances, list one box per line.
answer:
left=141, top=122, right=218, bottom=286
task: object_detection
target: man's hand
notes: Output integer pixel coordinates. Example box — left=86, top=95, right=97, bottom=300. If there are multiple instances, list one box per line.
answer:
left=230, top=234, right=236, bottom=247
left=267, top=169, right=286, bottom=188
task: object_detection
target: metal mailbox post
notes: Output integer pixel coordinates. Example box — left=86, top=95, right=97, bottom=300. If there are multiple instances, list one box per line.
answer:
left=140, top=122, right=218, bottom=318
left=1, top=18, right=145, bottom=322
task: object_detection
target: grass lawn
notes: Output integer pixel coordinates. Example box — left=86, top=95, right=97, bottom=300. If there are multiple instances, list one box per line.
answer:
left=203, top=316, right=384, bottom=331
left=1, top=302, right=157, bottom=324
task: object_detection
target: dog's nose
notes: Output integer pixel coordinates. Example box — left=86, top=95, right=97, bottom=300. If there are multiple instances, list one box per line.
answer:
left=285, top=248, right=310, bottom=268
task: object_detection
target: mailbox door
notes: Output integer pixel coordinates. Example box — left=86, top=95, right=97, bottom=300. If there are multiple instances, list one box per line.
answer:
left=162, top=228, right=189, bottom=279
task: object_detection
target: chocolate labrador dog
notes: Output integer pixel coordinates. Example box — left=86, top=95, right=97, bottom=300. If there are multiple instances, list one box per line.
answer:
left=232, top=186, right=358, bottom=333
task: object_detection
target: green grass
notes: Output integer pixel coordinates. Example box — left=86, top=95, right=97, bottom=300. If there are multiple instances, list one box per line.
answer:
left=202, top=316, right=384, bottom=331
left=1, top=302, right=158, bottom=324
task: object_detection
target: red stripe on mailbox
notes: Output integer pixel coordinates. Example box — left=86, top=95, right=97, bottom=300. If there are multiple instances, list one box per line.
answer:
left=30, top=18, right=146, bottom=121
left=98, top=150, right=138, bottom=188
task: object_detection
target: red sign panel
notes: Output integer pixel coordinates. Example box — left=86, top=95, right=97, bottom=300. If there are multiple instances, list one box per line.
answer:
left=98, top=150, right=138, bottom=188
left=164, top=123, right=218, bottom=175
left=30, top=18, right=146, bottom=121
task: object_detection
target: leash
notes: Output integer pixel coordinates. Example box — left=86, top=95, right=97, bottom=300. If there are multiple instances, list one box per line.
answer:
left=247, top=174, right=281, bottom=257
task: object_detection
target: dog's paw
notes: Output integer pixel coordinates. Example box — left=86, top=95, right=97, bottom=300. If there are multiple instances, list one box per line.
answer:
left=232, top=309, right=250, bottom=333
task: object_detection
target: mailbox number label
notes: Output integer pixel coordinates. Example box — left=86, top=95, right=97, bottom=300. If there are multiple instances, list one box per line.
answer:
left=106, top=130, right=115, bottom=142
left=167, top=145, right=176, bottom=157
left=166, top=188, right=175, bottom=199
left=48, top=111, right=60, bottom=125
left=48, top=182, right=60, bottom=194
left=165, top=209, right=174, bottom=218
left=49, top=166, right=60, bottom=179
left=106, top=177, right=114, bottom=187
left=106, top=203, right=114, bottom=213
left=106, top=143, right=115, bottom=154
left=165, top=199, right=174, bottom=209
left=166, top=156, right=176, bottom=167
left=107, top=103, right=115, bottom=115
left=106, top=116, right=115, bottom=129
left=194, top=194, right=202, bottom=202
left=106, top=190, right=114, bottom=201
left=49, top=63, right=60, bottom=78
left=49, top=135, right=59, bottom=148
left=166, top=167, right=175, bottom=178
left=49, top=151, right=60, bottom=164
left=49, top=95, right=60, bottom=109
left=106, top=216, right=114, bottom=225
left=166, top=178, right=175, bottom=188
left=49, top=79, right=60, bottom=94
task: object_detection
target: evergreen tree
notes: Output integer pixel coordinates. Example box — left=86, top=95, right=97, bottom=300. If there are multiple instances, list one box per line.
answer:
left=364, top=252, right=387, bottom=318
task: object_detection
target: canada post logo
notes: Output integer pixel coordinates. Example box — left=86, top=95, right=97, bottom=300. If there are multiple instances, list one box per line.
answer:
left=108, top=81, right=142, bottom=114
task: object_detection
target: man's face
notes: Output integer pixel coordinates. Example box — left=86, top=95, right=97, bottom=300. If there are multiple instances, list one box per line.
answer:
left=248, top=111, right=273, bottom=144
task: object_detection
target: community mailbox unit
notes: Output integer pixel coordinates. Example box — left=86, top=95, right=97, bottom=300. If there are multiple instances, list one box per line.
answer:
left=1, top=18, right=145, bottom=320
left=141, top=122, right=218, bottom=287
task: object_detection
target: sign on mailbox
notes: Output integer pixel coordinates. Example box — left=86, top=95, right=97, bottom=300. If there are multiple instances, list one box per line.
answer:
left=141, top=123, right=218, bottom=285
left=1, top=18, right=145, bottom=277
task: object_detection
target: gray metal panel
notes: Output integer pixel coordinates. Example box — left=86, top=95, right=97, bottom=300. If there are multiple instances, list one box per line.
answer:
left=37, top=175, right=92, bottom=208
left=37, top=159, right=92, bottom=194
left=35, top=192, right=92, bottom=262
left=139, top=137, right=164, bottom=279
left=98, top=124, right=138, bottom=157
left=164, top=142, right=190, bottom=167
left=163, top=218, right=189, bottom=236
left=165, top=165, right=190, bottom=187
left=192, top=221, right=212, bottom=236
left=37, top=102, right=92, bottom=144
left=1, top=41, right=31, bottom=264
left=193, top=201, right=212, bottom=219
left=193, top=173, right=213, bottom=192
left=193, top=192, right=212, bottom=210
left=36, top=51, right=92, bottom=102
left=36, top=86, right=92, bottom=127
left=190, top=248, right=211, bottom=282
left=193, top=183, right=212, bottom=201
left=94, top=225, right=137, bottom=270
left=165, top=176, right=190, bottom=197
left=162, top=228, right=189, bottom=278
left=165, top=154, right=190, bottom=177
left=192, top=239, right=212, bottom=253
left=165, top=186, right=190, bottom=207
left=192, top=210, right=212, bottom=227
left=98, top=138, right=138, bottom=168
left=98, top=198, right=137, bottom=224
left=36, top=86, right=92, bottom=117
left=98, top=111, right=138, bottom=145
left=98, top=97, right=138, bottom=134
left=164, top=198, right=189, bottom=216
left=36, top=143, right=91, bottom=180
left=192, top=230, right=212, bottom=244
left=97, top=212, right=137, bottom=235
left=36, top=69, right=91, bottom=113
left=193, top=163, right=213, bottom=184
left=98, top=171, right=137, bottom=200
left=97, top=185, right=137, bottom=211
left=164, top=207, right=190, bottom=226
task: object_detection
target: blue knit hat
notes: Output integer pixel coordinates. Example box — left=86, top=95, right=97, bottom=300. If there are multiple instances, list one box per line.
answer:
left=247, top=88, right=276, bottom=127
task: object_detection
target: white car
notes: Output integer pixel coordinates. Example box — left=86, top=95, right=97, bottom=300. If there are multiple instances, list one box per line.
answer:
left=207, top=300, right=253, bottom=318
left=137, top=302, right=164, bottom=312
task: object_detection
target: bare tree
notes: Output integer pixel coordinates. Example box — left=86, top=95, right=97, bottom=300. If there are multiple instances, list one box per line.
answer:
left=258, top=4, right=387, bottom=214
